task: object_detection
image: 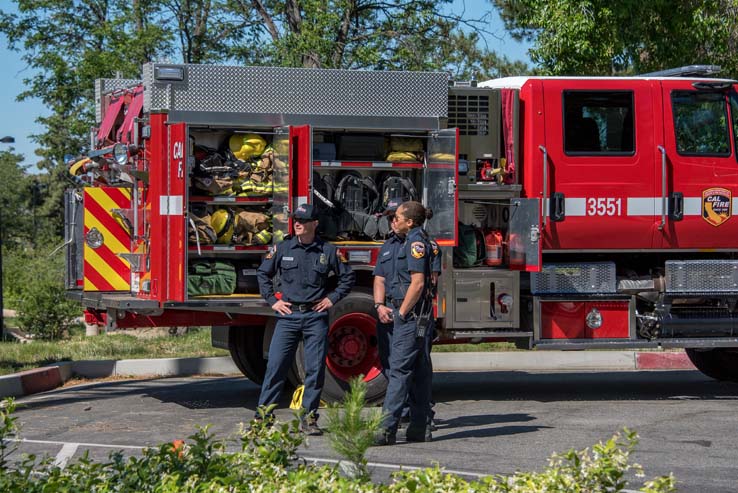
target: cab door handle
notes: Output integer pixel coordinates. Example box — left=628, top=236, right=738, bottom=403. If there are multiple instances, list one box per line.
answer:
left=550, top=192, right=566, bottom=222
left=669, top=192, right=684, bottom=221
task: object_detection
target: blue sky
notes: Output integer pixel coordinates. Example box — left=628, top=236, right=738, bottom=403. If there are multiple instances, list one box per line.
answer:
left=0, top=1, right=531, bottom=170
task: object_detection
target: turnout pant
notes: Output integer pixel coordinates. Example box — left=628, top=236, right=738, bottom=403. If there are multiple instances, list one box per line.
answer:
left=257, top=310, right=329, bottom=418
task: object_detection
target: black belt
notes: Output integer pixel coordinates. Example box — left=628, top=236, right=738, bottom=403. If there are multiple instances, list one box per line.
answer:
left=387, top=298, right=402, bottom=309
left=291, top=302, right=317, bottom=312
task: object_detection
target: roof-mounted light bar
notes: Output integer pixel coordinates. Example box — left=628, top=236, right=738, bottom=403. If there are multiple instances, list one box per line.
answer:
left=154, top=65, right=185, bottom=81
left=639, top=65, right=722, bottom=78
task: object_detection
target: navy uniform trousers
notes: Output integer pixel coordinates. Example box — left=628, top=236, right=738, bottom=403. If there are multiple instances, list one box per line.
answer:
left=381, top=309, right=433, bottom=433
left=257, top=310, right=329, bottom=416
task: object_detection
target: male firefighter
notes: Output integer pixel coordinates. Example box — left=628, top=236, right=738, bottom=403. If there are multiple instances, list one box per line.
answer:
left=373, top=201, right=436, bottom=445
left=255, top=203, right=355, bottom=435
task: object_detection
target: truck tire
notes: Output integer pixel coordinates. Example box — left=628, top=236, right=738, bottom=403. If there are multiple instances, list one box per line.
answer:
left=685, top=348, right=738, bottom=382
left=229, top=326, right=268, bottom=385
left=287, top=289, right=387, bottom=405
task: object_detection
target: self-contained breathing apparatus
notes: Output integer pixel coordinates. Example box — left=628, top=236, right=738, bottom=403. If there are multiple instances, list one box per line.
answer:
left=312, top=170, right=420, bottom=240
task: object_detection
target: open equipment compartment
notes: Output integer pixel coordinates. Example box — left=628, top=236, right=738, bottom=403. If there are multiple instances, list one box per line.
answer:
left=185, top=125, right=291, bottom=300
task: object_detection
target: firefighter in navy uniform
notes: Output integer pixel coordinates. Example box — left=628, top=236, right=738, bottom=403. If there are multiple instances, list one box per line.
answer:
left=374, top=201, right=436, bottom=445
left=255, top=203, right=355, bottom=435
left=373, top=198, right=406, bottom=379
left=373, top=198, right=441, bottom=424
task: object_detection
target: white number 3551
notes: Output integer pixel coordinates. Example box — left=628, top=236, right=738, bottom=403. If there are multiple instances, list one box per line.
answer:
left=587, top=197, right=622, bottom=216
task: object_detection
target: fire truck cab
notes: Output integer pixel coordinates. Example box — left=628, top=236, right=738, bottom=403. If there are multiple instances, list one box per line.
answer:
left=66, top=63, right=738, bottom=403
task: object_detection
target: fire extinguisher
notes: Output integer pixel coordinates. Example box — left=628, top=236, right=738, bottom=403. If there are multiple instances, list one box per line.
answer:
left=507, top=232, right=525, bottom=267
left=478, top=160, right=496, bottom=181
left=484, top=229, right=503, bottom=266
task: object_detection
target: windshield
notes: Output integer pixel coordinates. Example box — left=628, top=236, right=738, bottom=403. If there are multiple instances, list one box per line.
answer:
left=672, top=90, right=730, bottom=156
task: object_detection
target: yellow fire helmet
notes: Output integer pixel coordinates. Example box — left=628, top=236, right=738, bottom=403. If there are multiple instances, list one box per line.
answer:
left=210, top=208, right=235, bottom=244
left=253, top=229, right=272, bottom=245
left=229, top=133, right=267, bottom=161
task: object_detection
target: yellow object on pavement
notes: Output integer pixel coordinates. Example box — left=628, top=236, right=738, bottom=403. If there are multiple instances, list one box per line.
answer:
left=290, top=385, right=326, bottom=409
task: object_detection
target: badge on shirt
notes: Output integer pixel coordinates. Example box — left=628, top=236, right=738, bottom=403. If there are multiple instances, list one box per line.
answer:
left=411, top=241, right=426, bottom=259
left=319, top=253, right=327, bottom=265
left=265, top=245, right=276, bottom=259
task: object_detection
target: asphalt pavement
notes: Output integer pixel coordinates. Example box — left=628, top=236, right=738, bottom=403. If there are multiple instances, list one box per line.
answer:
left=8, top=369, right=738, bottom=492
left=0, top=350, right=694, bottom=399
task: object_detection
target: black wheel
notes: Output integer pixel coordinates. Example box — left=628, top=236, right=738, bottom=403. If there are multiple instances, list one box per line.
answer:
left=287, top=289, right=387, bottom=405
left=229, top=325, right=268, bottom=384
left=685, top=348, right=738, bottom=382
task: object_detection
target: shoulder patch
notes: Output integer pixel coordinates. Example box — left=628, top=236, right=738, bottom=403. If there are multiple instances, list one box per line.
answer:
left=411, top=241, right=426, bottom=259
left=265, top=245, right=276, bottom=259
left=430, top=240, right=439, bottom=256
left=338, top=252, right=348, bottom=263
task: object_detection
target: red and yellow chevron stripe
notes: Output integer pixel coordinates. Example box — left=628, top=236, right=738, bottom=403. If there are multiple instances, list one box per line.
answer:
left=83, top=187, right=132, bottom=291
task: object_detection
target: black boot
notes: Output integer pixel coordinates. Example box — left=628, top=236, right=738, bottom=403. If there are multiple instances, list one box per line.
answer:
left=373, top=429, right=397, bottom=446
left=405, top=424, right=432, bottom=442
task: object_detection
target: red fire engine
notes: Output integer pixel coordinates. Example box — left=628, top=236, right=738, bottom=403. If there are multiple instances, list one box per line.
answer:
left=66, top=63, right=738, bottom=402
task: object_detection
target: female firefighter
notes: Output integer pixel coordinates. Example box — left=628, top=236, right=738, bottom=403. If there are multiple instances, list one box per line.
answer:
left=373, top=200, right=437, bottom=445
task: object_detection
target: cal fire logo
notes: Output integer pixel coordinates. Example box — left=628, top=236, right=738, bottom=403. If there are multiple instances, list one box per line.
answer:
left=702, top=187, right=732, bottom=227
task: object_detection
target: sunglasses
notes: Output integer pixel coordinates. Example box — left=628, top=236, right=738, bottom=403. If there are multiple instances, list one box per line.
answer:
left=294, top=218, right=316, bottom=224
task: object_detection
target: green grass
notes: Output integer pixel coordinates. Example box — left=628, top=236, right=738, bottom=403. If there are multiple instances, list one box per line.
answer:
left=432, top=341, right=518, bottom=352
left=0, top=328, right=228, bottom=376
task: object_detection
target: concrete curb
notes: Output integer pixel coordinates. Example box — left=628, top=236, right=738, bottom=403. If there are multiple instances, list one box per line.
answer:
left=0, top=351, right=695, bottom=400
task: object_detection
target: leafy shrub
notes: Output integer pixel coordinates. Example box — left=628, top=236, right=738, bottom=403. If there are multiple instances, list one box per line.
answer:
left=388, top=430, right=676, bottom=492
left=4, top=246, right=80, bottom=339
left=0, top=396, right=676, bottom=493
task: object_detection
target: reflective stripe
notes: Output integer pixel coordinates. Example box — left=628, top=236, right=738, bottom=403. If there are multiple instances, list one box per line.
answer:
left=565, top=198, right=586, bottom=216
left=540, top=197, right=729, bottom=217
left=684, top=197, right=702, bottom=216
left=627, top=198, right=656, bottom=216
left=83, top=188, right=131, bottom=292
left=159, top=195, right=183, bottom=216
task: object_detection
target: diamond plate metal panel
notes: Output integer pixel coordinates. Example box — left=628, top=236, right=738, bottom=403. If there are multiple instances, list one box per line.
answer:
left=531, top=262, right=616, bottom=294
left=142, top=63, right=447, bottom=123
left=666, top=260, right=738, bottom=293
left=95, top=78, right=142, bottom=123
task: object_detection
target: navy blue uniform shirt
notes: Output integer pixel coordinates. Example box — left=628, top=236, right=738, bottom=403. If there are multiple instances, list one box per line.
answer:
left=373, top=232, right=404, bottom=279
left=387, top=227, right=433, bottom=301
left=374, top=231, right=441, bottom=289
left=257, top=235, right=355, bottom=306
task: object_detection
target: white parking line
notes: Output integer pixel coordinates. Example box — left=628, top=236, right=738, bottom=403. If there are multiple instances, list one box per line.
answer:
left=6, top=438, right=146, bottom=450
left=302, top=456, right=488, bottom=479
left=6, top=438, right=488, bottom=479
left=53, top=443, right=79, bottom=469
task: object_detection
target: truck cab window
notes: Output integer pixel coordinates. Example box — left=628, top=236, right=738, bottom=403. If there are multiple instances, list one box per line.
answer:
left=672, top=91, right=730, bottom=156
left=563, top=91, right=634, bottom=155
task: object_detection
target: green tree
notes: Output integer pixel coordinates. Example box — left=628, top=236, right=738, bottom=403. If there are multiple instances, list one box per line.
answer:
left=226, top=0, right=526, bottom=76
left=0, top=150, right=34, bottom=249
left=494, top=0, right=738, bottom=77
left=0, top=0, right=172, bottom=238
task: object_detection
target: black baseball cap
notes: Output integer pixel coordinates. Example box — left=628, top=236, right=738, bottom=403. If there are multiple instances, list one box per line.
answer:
left=291, top=203, right=318, bottom=221
left=383, top=197, right=403, bottom=215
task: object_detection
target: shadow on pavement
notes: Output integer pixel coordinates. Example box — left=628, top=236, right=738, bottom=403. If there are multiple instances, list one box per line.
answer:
left=431, top=370, right=738, bottom=403
left=434, top=412, right=535, bottom=430
left=16, top=376, right=262, bottom=412
left=432, top=424, right=552, bottom=442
